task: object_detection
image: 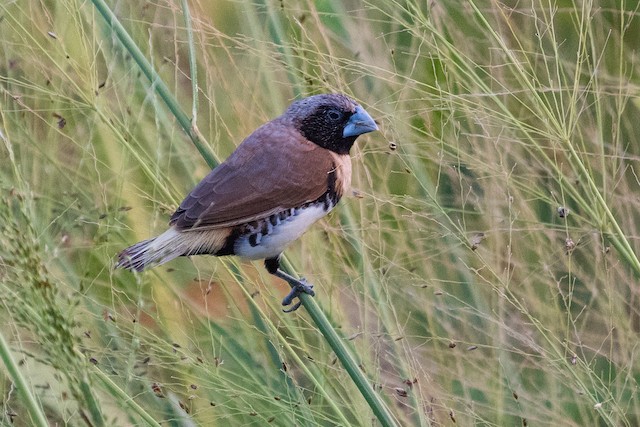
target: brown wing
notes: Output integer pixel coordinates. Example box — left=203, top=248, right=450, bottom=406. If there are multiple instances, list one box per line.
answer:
left=170, top=120, right=336, bottom=230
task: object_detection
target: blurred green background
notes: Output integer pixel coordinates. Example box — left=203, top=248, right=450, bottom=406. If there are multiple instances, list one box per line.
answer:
left=1, top=0, right=639, bottom=425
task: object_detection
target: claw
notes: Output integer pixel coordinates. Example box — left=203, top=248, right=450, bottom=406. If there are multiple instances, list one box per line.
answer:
left=282, top=301, right=302, bottom=313
left=281, top=280, right=315, bottom=312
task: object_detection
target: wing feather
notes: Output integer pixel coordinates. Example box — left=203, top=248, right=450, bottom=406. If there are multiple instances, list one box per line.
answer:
left=170, top=120, right=335, bottom=230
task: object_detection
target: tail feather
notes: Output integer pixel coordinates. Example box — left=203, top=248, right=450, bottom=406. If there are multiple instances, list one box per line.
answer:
left=116, top=238, right=154, bottom=272
left=116, top=234, right=183, bottom=272
left=116, top=227, right=230, bottom=272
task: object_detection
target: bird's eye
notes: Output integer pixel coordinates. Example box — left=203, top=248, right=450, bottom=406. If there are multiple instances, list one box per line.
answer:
left=326, top=109, right=342, bottom=121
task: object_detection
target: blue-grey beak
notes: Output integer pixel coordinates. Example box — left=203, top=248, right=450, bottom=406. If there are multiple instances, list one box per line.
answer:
left=343, top=105, right=378, bottom=138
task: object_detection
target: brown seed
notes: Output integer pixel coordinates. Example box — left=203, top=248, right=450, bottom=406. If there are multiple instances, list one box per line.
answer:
left=52, top=113, right=66, bottom=129
left=152, top=382, right=164, bottom=398
left=403, top=378, right=417, bottom=388
left=394, top=387, right=408, bottom=397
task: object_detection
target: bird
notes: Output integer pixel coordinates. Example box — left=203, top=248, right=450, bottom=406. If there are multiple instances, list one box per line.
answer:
left=116, top=93, right=378, bottom=311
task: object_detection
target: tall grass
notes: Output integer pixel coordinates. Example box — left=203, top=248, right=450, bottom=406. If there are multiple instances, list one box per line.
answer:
left=1, top=0, right=639, bottom=425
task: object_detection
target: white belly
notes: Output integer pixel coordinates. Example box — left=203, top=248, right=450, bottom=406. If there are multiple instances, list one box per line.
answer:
left=234, top=204, right=330, bottom=260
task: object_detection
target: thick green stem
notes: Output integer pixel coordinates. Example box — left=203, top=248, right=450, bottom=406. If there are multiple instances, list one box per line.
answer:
left=297, top=292, right=399, bottom=427
left=0, top=332, right=48, bottom=427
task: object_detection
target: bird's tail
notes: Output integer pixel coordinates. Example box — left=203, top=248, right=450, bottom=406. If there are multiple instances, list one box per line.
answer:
left=116, top=227, right=230, bottom=272
left=116, top=228, right=187, bottom=272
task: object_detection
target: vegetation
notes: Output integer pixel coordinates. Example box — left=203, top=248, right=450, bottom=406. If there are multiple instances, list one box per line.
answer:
left=1, top=0, right=639, bottom=425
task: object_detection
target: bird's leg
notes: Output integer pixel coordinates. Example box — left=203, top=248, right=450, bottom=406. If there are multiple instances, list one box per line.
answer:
left=264, top=256, right=315, bottom=312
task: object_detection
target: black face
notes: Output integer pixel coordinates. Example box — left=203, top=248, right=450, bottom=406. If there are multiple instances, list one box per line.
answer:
left=285, top=94, right=359, bottom=155
left=299, top=104, right=357, bottom=155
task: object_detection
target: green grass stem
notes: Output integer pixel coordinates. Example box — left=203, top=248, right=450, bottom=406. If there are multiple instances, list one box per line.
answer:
left=180, top=0, right=199, bottom=124
left=0, top=332, right=48, bottom=427
left=89, top=0, right=217, bottom=168
left=90, top=364, right=162, bottom=427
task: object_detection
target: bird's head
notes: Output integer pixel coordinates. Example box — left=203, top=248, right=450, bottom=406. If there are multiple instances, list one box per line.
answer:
left=283, top=93, right=378, bottom=155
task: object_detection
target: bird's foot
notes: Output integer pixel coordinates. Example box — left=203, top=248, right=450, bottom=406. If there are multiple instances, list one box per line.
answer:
left=281, top=278, right=315, bottom=313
